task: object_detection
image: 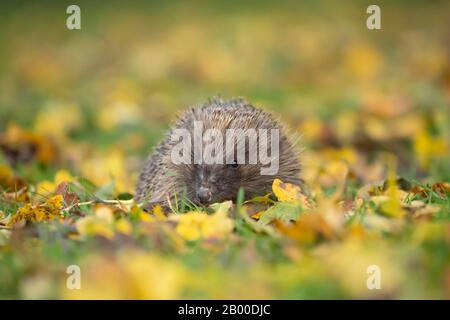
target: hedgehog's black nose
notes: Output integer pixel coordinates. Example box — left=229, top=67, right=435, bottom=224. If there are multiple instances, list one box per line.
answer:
left=196, top=187, right=212, bottom=204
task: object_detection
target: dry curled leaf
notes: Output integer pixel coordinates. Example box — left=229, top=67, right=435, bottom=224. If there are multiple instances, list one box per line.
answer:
left=7, top=195, right=64, bottom=227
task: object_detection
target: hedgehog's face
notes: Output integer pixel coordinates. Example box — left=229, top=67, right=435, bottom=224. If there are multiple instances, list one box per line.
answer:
left=189, top=162, right=244, bottom=205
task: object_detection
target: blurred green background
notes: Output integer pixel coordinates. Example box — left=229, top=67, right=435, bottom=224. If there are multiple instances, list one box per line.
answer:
left=0, top=0, right=449, bottom=299
left=0, top=1, right=448, bottom=168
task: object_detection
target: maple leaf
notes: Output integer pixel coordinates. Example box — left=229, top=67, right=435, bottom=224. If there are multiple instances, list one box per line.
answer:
left=272, top=178, right=312, bottom=207
left=272, top=178, right=301, bottom=202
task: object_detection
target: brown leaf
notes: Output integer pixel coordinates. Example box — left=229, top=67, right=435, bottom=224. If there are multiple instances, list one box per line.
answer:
left=275, top=212, right=337, bottom=245
left=55, top=182, right=79, bottom=208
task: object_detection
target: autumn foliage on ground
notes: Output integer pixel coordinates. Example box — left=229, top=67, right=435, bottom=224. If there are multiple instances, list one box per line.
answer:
left=0, top=2, right=449, bottom=299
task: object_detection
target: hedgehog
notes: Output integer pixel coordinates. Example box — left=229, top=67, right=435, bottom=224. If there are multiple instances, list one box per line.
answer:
left=135, top=97, right=301, bottom=210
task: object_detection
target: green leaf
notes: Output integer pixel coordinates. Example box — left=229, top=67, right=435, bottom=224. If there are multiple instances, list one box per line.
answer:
left=256, top=202, right=304, bottom=227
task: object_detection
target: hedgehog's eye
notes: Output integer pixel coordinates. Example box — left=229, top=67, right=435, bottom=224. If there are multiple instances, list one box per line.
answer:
left=231, top=160, right=239, bottom=168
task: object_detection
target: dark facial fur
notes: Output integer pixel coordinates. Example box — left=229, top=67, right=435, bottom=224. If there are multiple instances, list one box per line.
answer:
left=135, top=98, right=301, bottom=209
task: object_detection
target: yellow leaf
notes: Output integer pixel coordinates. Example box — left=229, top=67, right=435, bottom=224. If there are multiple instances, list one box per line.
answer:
left=139, top=211, right=155, bottom=222
left=80, top=150, right=133, bottom=193
left=1, top=123, right=57, bottom=165
left=380, top=196, right=406, bottom=218
left=47, top=194, right=63, bottom=210
left=272, top=178, right=301, bottom=202
left=76, top=216, right=114, bottom=239
left=36, top=170, right=75, bottom=196
left=76, top=204, right=116, bottom=239
left=209, top=200, right=232, bottom=215
left=152, top=205, right=166, bottom=220
left=413, top=130, right=448, bottom=169
left=130, top=205, right=154, bottom=222
left=54, top=170, right=75, bottom=185
left=201, top=210, right=234, bottom=239
left=116, top=218, right=132, bottom=235
left=36, top=180, right=56, bottom=196
left=7, top=195, right=63, bottom=226
left=94, top=205, right=114, bottom=223
left=172, top=204, right=234, bottom=241
left=0, top=164, right=13, bottom=185
left=298, top=118, right=324, bottom=142
left=63, top=251, right=184, bottom=299
left=251, top=211, right=264, bottom=220
left=120, top=251, right=183, bottom=299
left=319, top=160, right=349, bottom=190
left=34, top=103, right=82, bottom=140
left=344, top=43, right=382, bottom=80
left=320, top=239, right=403, bottom=298
left=174, top=212, right=207, bottom=241
left=377, top=157, right=406, bottom=218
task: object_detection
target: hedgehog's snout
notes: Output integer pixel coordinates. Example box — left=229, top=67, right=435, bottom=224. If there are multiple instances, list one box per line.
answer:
left=196, top=186, right=212, bottom=204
